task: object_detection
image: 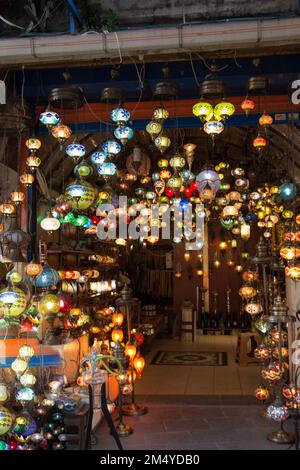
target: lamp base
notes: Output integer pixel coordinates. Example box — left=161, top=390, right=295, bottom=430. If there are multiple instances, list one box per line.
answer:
left=116, top=422, right=133, bottom=437
left=122, top=403, right=148, bottom=416
left=267, top=429, right=295, bottom=444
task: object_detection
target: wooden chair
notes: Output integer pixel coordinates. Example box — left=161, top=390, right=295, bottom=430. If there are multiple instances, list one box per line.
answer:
left=236, top=331, right=261, bottom=366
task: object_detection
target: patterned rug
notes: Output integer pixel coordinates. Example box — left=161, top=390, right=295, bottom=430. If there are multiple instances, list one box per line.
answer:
left=151, top=350, right=228, bottom=366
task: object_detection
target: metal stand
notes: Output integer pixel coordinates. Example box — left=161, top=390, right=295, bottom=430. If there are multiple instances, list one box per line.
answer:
left=267, top=421, right=295, bottom=444
left=122, top=364, right=148, bottom=416
left=116, top=384, right=133, bottom=437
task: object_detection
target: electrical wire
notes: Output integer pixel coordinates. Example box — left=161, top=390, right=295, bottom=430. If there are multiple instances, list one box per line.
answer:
left=0, top=14, right=25, bottom=30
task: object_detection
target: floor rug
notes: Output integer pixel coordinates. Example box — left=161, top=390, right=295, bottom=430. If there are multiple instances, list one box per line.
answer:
left=151, top=350, right=228, bottom=366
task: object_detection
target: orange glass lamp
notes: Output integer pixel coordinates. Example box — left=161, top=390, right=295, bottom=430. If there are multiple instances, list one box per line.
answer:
left=241, top=98, right=255, bottom=115
left=125, top=342, right=137, bottom=360
left=112, top=312, right=124, bottom=327
left=111, top=327, right=124, bottom=343
left=134, top=355, right=145, bottom=377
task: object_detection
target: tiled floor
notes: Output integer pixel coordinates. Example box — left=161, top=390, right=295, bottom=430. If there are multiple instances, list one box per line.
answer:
left=93, top=403, right=296, bottom=450
left=134, top=334, right=261, bottom=396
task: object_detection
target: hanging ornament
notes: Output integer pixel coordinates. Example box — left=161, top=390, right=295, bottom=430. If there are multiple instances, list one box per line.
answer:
left=154, top=180, right=165, bottom=198
left=196, top=169, right=220, bottom=193
left=65, top=180, right=96, bottom=210
left=146, top=121, right=162, bottom=139
left=154, top=134, right=171, bottom=153
left=192, top=101, right=214, bottom=122
left=203, top=120, right=224, bottom=136
left=253, top=135, right=267, bottom=152
left=213, top=101, right=235, bottom=121
left=241, top=98, right=255, bottom=115
left=90, top=151, right=107, bottom=165
left=65, top=143, right=86, bottom=163
left=102, top=140, right=121, bottom=157
left=26, top=155, right=41, bottom=171
left=110, top=107, right=130, bottom=125
left=20, top=173, right=34, bottom=188
left=259, top=113, right=273, bottom=126
left=39, top=111, right=60, bottom=128
left=51, top=124, right=72, bottom=145
left=114, top=126, right=134, bottom=145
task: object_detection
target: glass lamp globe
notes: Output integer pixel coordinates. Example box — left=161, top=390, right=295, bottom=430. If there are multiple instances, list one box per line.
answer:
left=259, top=113, right=273, bottom=126
left=97, top=162, right=117, bottom=177
left=110, top=107, right=130, bottom=124
left=279, top=183, right=297, bottom=201
left=0, top=406, right=13, bottom=436
left=158, top=158, right=169, bottom=169
left=102, top=140, right=121, bottom=156
left=241, top=98, right=255, bottom=115
left=65, top=143, right=86, bottom=162
left=133, top=356, right=145, bottom=376
left=65, top=180, right=96, bottom=210
left=254, top=386, right=269, bottom=401
left=39, top=111, right=60, bottom=127
left=25, top=262, right=43, bottom=277
left=213, top=101, right=235, bottom=121
left=11, top=358, right=28, bottom=375
left=20, top=372, right=36, bottom=387
left=192, top=101, right=213, bottom=122
left=39, top=293, right=60, bottom=315
left=15, top=387, right=36, bottom=402
left=10, top=191, right=25, bottom=204
left=90, top=151, right=107, bottom=165
left=153, top=107, right=169, bottom=123
left=114, top=126, right=134, bottom=145
left=26, top=137, right=41, bottom=153
left=238, top=286, right=257, bottom=299
left=196, top=169, right=220, bottom=193
left=253, top=136, right=267, bottom=151
left=0, top=203, right=15, bottom=216
left=51, top=124, right=72, bottom=143
left=167, top=176, right=182, bottom=189
left=0, top=287, right=27, bottom=317
left=26, top=155, right=41, bottom=170
left=154, top=134, right=171, bottom=153
left=34, top=267, right=60, bottom=288
left=40, top=216, right=61, bottom=233
left=0, top=384, right=9, bottom=403
left=203, top=120, right=224, bottom=136
left=146, top=121, right=162, bottom=138
left=267, top=399, right=289, bottom=422
left=20, top=173, right=34, bottom=187
left=111, top=328, right=123, bottom=343
left=18, top=345, right=34, bottom=361
left=74, top=161, right=93, bottom=178
left=169, top=155, right=186, bottom=170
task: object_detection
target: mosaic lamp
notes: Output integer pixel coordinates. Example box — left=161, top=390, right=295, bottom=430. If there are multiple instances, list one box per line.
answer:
left=39, top=111, right=60, bottom=127
left=26, top=137, right=41, bottom=153
left=110, top=107, right=131, bottom=125
left=203, top=120, right=224, bottom=136
left=90, top=151, right=107, bottom=165
left=0, top=287, right=27, bottom=317
left=196, top=169, right=221, bottom=193
left=213, top=101, right=235, bottom=121
left=65, top=143, right=86, bottom=163
left=114, top=126, right=134, bottom=146
left=192, top=101, right=213, bottom=122
left=279, top=183, right=297, bottom=201
left=102, top=139, right=121, bottom=157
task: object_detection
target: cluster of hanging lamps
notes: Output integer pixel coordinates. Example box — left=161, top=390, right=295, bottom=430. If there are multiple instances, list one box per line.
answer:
left=192, top=99, right=235, bottom=137
left=146, top=106, right=171, bottom=153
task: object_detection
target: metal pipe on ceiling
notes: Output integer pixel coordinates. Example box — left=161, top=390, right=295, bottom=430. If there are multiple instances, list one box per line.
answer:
left=1, top=16, right=300, bottom=67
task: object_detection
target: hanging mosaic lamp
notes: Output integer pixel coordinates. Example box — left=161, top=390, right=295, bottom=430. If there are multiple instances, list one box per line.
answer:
left=154, top=134, right=171, bottom=153
left=39, top=111, right=60, bottom=127
left=254, top=385, right=269, bottom=401
left=196, top=169, right=221, bottom=193
left=10, top=192, right=25, bottom=205
left=114, top=126, right=134, bottom=145
left=192, top=101, right=214, bottom=122
left=213, top=101, right=235, bottom=121
left=238, top=286, right=257, bottom=299
left=65, top=180, right=96, bottom=210
left=51, top=123, right=72, bottom=144
left=20, top=173, right=34, bottom=188
left=97, top=162, right=117, bottom=178
left=0, top=287, right=27, bottom=317
left=167, top=176, right=182, bottom=190
left=0, top=203, right=15, bottom=216
left=160, top=169, right=172, bottom=180
left=157, top=158, right=169, bottom=169
left=279, top=183, right=297, bottom=201
left=199, top=187, right=215, bottom=204
left=34, top=266, right=60, bottom=288
left=285, top=264, right=300, bottom=281
left=90, top=151, right=107, bottom=165
left=38, top=293, right=60, bottom=315
left=26, top=155, right=41, bottom=171
left=24, top=262, right=43, bottom=278
left=241, top=98, right=255, bottom=115
left=203, top=120, right=224, bottom=136
left=110, top=107, right=130, bottom=125
left=253, top=135, right=267, bottom=152
left=102, top=140, right=121, bottom=157
left=259, top=113, right=273, bottom=126
left=146, top=121, right=162, bottom=139
left=40, top=215, right=61, bottom=233
left=169, top=154, right=186, bottom=170
left=65, top=143, right=86, bottom=163
left=74, top=161, right=93, bottom=179
left=153, top=107, right=169, bottom=123
left=25, top=137, right=41, bottom=154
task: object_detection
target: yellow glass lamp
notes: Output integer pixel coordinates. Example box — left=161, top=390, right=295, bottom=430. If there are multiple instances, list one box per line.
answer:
left=111, top=328, right=124, bottom=343
left=20, top=173, right=34, bottom=187
left=38, top=293, right=60, bottom=315
left=10, top=191, right=25, bottom=204
left=125, top=342, right=137, bottom=359
left=112, top=312, right=124, bottom=327
left=0, top=203, right=15, bottom=215
left=133, top=355, right=145, bottom=377
left=219, top=241, right=228, bottom=251
left=214, top=101, right=235, bottom=121
left=238, top=286, right=257, bottom=299
left=192, top=101, right=213, bottom=122
left=153, top=107, right=169, bottom=122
